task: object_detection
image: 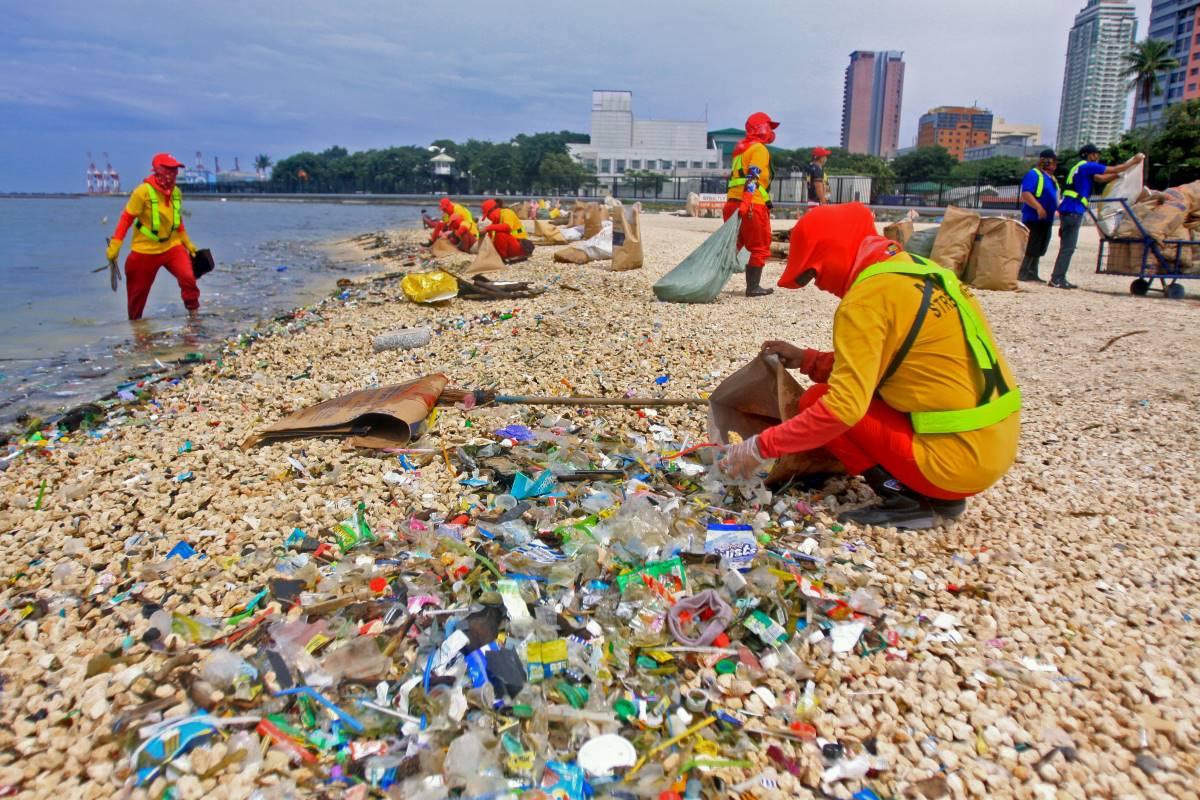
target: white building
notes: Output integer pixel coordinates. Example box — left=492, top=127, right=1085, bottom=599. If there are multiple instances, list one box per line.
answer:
left=990, top=118, right=1042, bottom=145
left=1055, top=0, right=1138, bottom=151
left=568, top=91, right=722, bottom=180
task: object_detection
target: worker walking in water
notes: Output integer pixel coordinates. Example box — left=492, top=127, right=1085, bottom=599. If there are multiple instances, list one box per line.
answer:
left=724, top=112, right=780, bottom=297
left=105, top=153, right=201, bottom=320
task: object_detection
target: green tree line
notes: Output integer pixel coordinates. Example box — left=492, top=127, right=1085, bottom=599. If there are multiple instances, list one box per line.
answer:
left=269, top=131, right=593, bottom=194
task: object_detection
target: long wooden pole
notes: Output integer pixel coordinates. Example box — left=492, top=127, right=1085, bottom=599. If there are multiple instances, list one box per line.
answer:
left=492, top=394, right=706, bottom=407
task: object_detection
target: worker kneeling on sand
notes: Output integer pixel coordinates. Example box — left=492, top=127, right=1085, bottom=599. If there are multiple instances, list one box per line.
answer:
left=442, top=214, right=478, bottom=253
left=105, top=153, right=201, bottom=321
left=480, top=199, right=535, bottom=263
left=428, top=197, right=476, bottom=244
left=719, top=203, right=1021, bottom=529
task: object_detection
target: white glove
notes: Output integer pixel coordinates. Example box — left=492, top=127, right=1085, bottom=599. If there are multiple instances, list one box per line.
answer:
left=718, top=435, right=765, bottom=479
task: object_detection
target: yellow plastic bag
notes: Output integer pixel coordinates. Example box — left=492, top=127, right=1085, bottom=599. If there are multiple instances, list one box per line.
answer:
left=401, top=270, right=458, bottom=303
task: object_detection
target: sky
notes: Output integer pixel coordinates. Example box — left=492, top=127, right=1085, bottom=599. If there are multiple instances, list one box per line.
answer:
left=0, top=0, right=1153, bottom=193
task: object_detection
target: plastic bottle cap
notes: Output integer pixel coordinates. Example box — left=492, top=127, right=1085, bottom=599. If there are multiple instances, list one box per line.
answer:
left=369, top=577, right=388, bottom=593
left=711, top=632, right=730, bottom=648
left=715, top=659, right=736, bottom=675
left=512, top=704, right=533, bottom=718
left=577, top=734, right=637, bottom=777
left=613, top=699, right=637, bottom=720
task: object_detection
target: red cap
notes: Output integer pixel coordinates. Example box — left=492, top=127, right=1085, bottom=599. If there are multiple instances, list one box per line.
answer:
left=812, top=147, right=832, bottom=158
left=151, top=152, right=185, bottom=169
left=439, top=197, right=454, bottom=212
left=481, top=198, right=498, bottom=218
left=745, top=112, right=780, bottom=130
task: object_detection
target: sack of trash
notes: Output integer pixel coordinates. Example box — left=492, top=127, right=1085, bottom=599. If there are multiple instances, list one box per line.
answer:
left=930, top=206, right=980, bottom=277
left=964, top=218, right=1028, bottom=291
left=534, top=220, right=567, bottom=245
left=652, top=215, right=741, bottom=303
left=553, top=221, right=613, bottom=264
left=462, top=236, right=508, bottom=277
left=608, top=200, right=644, bottom=271
left=905, top=225, right=939, bottom=257
left=707, top=353, right=844, bottom=486
left=883, top=219, right=914, bottom=247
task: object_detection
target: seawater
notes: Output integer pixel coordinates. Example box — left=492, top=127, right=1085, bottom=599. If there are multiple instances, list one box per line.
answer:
left=0, top=196, right=424, bottom=425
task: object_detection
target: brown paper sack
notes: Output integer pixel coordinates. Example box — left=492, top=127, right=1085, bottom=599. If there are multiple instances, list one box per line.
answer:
left=535, top=219, right=567, bottom=244
left=242, top=375, right=447, bottom=450
left=1105, top=241, right=1145, bottom=275
left=462, top=235, right=508, bottom=277
left=930, top=206, right=981, bottom=277
left=883, top=219, right=914, bottom=247
left=583, top=203, right=608, bottom=239
left=553, top=245, right=591, bottom=264
left=707, top=354, right=843, bottom=486
left=609, top=202, right=644, bottom=271
left=964, top=217, right=1027, bottom=291
left=429, top=237, right=461, bottom=259
left=569, top=200, right=587, bottom=227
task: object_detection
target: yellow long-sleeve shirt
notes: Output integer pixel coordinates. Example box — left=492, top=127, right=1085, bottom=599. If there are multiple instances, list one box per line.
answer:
left=726, top=142, right=771, bottom=205
left=443, top=203, right=478, bottom=237
left=498, top=208, right=528, bottom=239
left=822, top=253, right=1020, bottom=494
left=123, top=183, right=191, bottom=255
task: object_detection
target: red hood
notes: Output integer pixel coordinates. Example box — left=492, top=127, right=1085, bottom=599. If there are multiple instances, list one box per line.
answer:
left=733, top=111, right=778, bottom=156
left=481, top=199, right=498, bottom=218
left=439, top=198, right=454, bottom=214
left=778, top=203, right=900, bottom=298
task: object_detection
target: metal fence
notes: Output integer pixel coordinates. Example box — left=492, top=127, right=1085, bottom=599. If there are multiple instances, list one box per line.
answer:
left=181, top=174, right=1026, bottom=211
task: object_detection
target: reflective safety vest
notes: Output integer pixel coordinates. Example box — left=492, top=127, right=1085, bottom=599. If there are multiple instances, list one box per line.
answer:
left=727, top=152, right=771, bottom=203
left=138, top=183, right=182, bottom=242
left=1062, top=160, right=1089, bottom=207
left=851, top=255, right=1021, bottom=434
left=1032, top=168, right=1059, bottom=199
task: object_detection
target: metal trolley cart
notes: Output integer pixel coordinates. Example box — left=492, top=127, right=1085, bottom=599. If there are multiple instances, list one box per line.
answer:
left=1091, top=197, right=1199, bottom=300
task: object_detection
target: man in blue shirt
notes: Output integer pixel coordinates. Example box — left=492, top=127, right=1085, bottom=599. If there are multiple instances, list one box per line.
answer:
left=1049, top=144, right=1144, bottom=289
left=1018, top=149, right=1059, bottom=283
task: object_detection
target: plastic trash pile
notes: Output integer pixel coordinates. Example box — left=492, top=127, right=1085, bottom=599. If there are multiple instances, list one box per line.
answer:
left=102, top=409, right=935, bottom=798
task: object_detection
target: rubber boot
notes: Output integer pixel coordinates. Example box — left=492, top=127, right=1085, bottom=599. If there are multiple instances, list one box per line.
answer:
left=745, top=267, right=774, bottom=297
left=838, top=466, right=967, bottom=530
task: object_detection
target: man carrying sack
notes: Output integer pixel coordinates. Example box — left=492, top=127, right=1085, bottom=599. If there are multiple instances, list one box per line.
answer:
left=719, top=204, right=1021, bottom=530
left=105, top=153, right=202, bottom=320
left=724, top=112, right=779, bottom=297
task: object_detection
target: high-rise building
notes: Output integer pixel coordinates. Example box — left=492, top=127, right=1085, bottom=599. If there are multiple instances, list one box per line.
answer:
left=840, top=51, right=905, bottom=158
left=1132, top=0, right=1200, bottom=128
left=1056, top=0, right=1138, bottom=151
left=917, top=106, right=994, bottom=161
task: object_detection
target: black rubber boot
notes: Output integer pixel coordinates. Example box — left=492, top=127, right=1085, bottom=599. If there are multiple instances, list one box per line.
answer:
left=745, top=267, right=774, bottom=297
left=838, top=466, right=967, bottom=530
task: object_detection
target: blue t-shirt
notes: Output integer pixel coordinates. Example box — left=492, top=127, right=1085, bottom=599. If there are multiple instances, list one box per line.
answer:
left=1059, top=160, right=1106, bottom=215
left=1020, top=168, right=1058, bottom=224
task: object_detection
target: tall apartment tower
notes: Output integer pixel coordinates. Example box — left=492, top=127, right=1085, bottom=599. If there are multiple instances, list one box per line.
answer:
left=1132, top=0, right=1200, bottom=127
left=1056, top=0, right=1138, bottom=151
left=840, top=51, right=905, bottom=158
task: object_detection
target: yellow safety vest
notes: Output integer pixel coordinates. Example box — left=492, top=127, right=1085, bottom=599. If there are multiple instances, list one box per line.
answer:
left=138, top=184, right=182, bottom=242
left=1062, top=160, right=1089, bottom=207
left=727, top=153, right=771, bottom=202
left=1032, top=168, right=1059, bottom=199
left=852, top=255, right=1021, bottom=434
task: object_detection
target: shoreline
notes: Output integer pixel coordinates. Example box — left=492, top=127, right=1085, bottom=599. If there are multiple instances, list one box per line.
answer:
left=0, top=215, right=1197, bottom=797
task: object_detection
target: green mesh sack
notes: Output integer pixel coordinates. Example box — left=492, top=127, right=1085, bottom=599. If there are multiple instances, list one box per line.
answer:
left=653, top=215, right=742, bottom=303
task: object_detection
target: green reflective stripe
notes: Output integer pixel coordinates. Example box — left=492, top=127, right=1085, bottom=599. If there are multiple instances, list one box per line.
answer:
left=137, top=185, right=182, bottom=241
left=1063, top=161, right=1089, bottom=207
left=911, top=388, right=1022, bottom=434
left=727, top=153, right=771, bottom=201
left=1033, top=169, right=1058, bottom=199
left=851, top=256, right=1020, bottom=434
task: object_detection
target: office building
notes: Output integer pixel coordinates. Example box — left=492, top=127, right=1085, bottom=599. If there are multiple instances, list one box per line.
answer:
left=1132, top=0, right=1200, bottom=127
left=840, top=51, right=905, bottom=158
left=990, top=118, right=1042, bottom=144
left=1056, top=0, right=1138, bottom=150
left=917, top=106, right=995, bottom=160
left=567, top=91, right=722, bottom=179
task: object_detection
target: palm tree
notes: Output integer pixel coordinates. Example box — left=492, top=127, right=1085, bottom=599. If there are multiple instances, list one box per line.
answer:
left=254, top=154, right=272, bottom=177
left=1121, top=39, right=1180, bottom=128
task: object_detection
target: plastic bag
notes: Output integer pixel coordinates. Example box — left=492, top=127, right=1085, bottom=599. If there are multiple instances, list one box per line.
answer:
left=1095, top=156, right=1144, bottom=237
left=905, top=226, right=939, bottom=257
left=652, top=215, right=741, bottom=303
left=401, top=270, right=458, bottom=303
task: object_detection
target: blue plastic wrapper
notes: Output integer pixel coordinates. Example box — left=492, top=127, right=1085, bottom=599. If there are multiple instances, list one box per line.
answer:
left=540, top=760, right=587, bottom=800
left=494, top=424, right=536, bottom=443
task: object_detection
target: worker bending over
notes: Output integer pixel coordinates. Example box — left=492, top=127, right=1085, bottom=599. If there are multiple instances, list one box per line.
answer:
left=428, top=197, right=476, bottom=244
left=724, top=112, right=780, bottom=297
left=480, top=199, right=534, bottom=263
left=719, top=204, right=1020, bottom=530
left=442, top=214, right=478, bottom=253
left=105, top=153, right=201, bottom=320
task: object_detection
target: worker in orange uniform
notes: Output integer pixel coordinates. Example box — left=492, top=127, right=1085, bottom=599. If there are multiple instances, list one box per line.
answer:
left=442, top=214, right=478, bottom=253
left=428, top=197, right=476, bottom=244
left=105, top=153, right=200, bottom=320
left=724, top=111, right=779, bottom=297
left=719, top=203, right=1020, bottom=530
left=480, top=199, right=534, bottom=263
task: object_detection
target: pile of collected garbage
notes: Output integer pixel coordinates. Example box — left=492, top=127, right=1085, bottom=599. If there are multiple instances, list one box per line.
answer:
left=81, top=401, right=968, bottom=799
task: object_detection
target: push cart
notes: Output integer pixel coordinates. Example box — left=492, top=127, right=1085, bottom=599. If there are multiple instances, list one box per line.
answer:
left=1091, top=197, right=1199, bottom=300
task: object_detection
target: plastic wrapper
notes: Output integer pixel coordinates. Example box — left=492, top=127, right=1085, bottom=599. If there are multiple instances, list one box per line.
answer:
left=401, top=270, right=458, bottom=303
